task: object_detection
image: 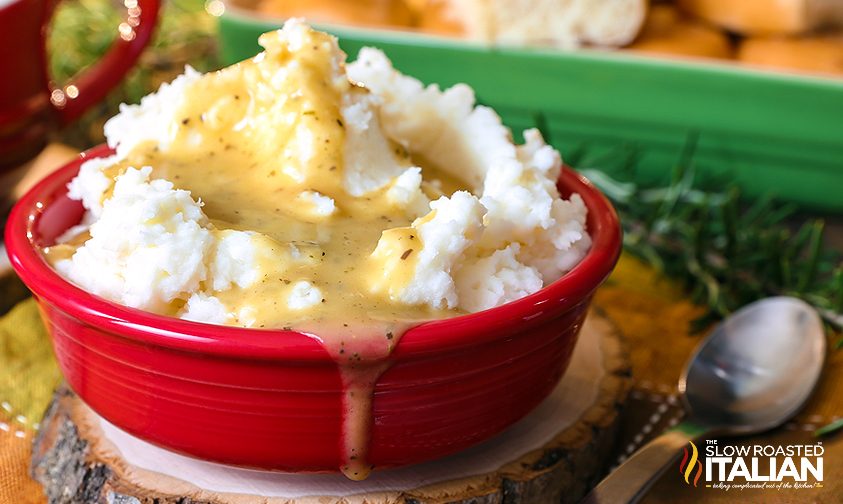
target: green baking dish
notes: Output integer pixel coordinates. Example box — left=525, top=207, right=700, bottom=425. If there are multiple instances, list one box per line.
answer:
left=218, top=2, right=843, bottom=212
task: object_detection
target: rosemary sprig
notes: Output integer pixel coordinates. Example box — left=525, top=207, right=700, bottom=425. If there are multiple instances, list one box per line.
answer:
left=573, top=139, right=843, bottom=338
left=815, top=418, right=843, bottom=438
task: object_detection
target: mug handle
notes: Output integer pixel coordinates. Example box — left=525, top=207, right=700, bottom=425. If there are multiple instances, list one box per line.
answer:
left=48, top=0, right=161, bottom=125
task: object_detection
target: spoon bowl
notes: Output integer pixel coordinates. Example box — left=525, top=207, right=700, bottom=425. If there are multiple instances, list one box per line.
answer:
left=680, top=296, right=826, bottom=434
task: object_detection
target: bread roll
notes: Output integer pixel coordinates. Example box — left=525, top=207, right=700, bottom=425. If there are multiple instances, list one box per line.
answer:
left=412, top=0, right=647, bottom=48
left=416, top=0, right=471, bottom=37
left=257, top=0, right=414, bottom=29
left=738, top=34, right=843, bottom=76
left=678, top=0, right=843, bottom=36
left=628, top=5, right=733, bottom=59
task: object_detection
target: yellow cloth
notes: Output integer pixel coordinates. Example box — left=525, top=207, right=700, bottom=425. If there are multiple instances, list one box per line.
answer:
left=0, top=301, right=62, bottom=424
left=0, top=300, right=60, bottom=503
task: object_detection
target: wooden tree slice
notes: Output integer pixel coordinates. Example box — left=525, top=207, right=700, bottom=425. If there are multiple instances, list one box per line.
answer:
left=31, top=310, right=629, bottom=504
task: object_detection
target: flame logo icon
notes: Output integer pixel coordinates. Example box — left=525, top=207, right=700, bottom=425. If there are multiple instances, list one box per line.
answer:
left=679, top=441, right=703, bottom=487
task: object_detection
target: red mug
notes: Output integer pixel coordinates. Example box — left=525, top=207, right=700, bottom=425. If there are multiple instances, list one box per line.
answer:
left=0, top=0, right=160, bottom=171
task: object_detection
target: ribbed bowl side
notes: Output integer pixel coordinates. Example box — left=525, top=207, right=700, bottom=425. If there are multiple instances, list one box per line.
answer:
left=41, top=300, right=346, bottom=470
left=40, top=293, right=588, bottom=469
left=370, top=299, right=588, bottom=465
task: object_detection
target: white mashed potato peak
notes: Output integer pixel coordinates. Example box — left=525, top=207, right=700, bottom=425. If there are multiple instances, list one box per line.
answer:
left=348, top=44, right=591, bottom=310
left=181, top=293, right=233, bottom=325
left=56, top=20, right=591, bottom=326
left=104, top=67, right=203, bottom=159
left=454, top=244, right=544, bottom=314
left=57, top=166, right=263, bottom=319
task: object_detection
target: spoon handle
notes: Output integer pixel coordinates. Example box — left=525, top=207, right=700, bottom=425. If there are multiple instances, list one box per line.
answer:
left=580, top=422, right=708, bottom=504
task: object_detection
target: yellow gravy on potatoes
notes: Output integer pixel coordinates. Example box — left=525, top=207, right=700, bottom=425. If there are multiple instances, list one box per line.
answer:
left=44, top=27, right=467, bottom=479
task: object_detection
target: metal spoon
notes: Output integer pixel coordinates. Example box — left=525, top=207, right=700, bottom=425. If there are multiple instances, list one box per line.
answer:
left=581, top=296, right=826, bottom=503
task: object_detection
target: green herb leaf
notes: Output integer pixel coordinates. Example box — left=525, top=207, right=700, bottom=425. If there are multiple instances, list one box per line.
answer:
left=815, top=418, right=843, bottom=437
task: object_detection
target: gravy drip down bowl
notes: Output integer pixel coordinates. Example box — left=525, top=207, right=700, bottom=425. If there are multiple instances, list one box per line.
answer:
left=6, top=145, right=621, bottom=473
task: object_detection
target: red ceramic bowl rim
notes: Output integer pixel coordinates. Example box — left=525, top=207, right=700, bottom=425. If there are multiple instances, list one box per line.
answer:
left=6, top=145, right=621, bottom=361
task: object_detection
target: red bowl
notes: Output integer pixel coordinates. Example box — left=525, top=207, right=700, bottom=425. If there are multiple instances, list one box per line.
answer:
left=6, top=145, right=621, bottom=472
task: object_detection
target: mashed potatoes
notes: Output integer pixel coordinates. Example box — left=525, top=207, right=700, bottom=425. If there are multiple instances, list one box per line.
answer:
left=47, top=20, right=591, bottom=329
